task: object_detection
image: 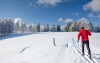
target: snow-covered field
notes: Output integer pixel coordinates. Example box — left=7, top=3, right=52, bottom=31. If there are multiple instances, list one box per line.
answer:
left=0, top=32, right=100, bottom=63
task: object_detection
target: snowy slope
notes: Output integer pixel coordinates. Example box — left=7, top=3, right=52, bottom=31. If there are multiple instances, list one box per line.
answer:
left=0, top=32, right=100, bottom=63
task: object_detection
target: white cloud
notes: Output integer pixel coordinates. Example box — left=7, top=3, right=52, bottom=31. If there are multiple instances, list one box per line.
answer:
left=83, top=0, right=100, bottom=12
left=37, top=0, right=62, bottom=6
left=88, top=13, right=100, bottom=18
left=88, top=13, right=94, bottom=18
left=64, top=18, right=74, bottom=23
left=58, top=18, right=64, bottom=22
left=29, top=3, right=37, bottom=8
left=36, top=0, right=70, bottom=6
left=57, top=18, right=73, bottom=23
left=73, top=12, right=80, bottom=16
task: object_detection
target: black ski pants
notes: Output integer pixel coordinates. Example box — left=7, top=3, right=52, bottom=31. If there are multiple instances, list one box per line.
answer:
left=82, top=41, right=91, bottom=55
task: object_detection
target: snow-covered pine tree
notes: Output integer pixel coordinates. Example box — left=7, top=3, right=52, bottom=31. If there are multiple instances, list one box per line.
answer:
left=6, top=19, right=14, bottom=34
left=57, top=24, right=61, bottom=32
left=69, top=22, right=78, bottom=32
left=50, top=24, right=57, bottom=32
left=14, top=18, right=22, bottom=33
left=65, top=19, right=74, bottom=31
left=20, top=23, right=26, bottom=33
left=61, top=25, right=67, bottom=32
left=26, top=24, right=33, bottom=33
left=0, top=19, right=6, bottom=34
left=37, top=23, right=40, bottom=32
left=89, top=22, right=93, bottom=31
left=44, top=24, right=49, bottom=32
left=40, top=24, right=49, bottom=32
left=96, top=25, right=100, bottom=32
left=0, top=18, right=14, bottom=35
left=46, top=24, right=50, bottom=32
left=32, top=23, right=37, bottom=32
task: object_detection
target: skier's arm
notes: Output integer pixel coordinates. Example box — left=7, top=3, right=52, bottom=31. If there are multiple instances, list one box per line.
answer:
left=78, top=32, right=81, bottom=41
left=87, top=31, right=92, bottom=36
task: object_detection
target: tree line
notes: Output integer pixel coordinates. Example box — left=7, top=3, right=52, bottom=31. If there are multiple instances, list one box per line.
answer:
left=0, top=18, right=100, bottom=35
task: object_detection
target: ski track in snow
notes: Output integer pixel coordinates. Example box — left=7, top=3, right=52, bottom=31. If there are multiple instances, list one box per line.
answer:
left=0, top=32, right=100, bottom=63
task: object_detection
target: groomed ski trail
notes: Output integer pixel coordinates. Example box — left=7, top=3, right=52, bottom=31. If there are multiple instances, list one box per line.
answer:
left=71, top=38, right=99, bottom=63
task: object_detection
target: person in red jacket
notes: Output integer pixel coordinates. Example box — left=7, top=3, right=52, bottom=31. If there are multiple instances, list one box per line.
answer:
left=78, top=27, right=92, bottom=58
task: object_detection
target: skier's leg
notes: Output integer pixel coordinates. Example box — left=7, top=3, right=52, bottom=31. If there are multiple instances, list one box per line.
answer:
left=82, top=42, right=84, bottom=55
left=86, top=41, right=91, bottom=55
left=86, top=41, right=91, bottom=59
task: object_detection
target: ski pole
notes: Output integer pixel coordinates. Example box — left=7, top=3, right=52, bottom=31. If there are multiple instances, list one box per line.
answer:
left=53, top=38, right=56, bottom=46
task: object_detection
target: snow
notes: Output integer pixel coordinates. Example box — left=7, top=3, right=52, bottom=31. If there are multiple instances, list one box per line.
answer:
left=0, top=32, right=100, bottom=63
left=14, top=18, right=22, bottom=24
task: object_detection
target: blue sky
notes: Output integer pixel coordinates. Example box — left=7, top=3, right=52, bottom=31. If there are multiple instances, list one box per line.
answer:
left=0, top=0, right=100, bottom=26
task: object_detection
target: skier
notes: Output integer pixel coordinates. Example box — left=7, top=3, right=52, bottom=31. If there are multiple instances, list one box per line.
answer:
left=77, top=27, right=92, bottom=59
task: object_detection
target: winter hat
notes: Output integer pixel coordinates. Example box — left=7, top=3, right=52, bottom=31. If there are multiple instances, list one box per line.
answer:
left=81, top=27, right=84, bottom=29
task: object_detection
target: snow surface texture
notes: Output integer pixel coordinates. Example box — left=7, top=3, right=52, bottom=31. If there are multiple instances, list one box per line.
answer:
left=0, top=32, right=100, bottom=63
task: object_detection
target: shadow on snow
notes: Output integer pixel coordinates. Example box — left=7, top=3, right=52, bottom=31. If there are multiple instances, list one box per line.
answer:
left=0, top=32, right=42, bottom=41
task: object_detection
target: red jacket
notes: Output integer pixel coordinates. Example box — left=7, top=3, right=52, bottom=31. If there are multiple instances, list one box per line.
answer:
left=78, top=29, right=91, bottom=42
